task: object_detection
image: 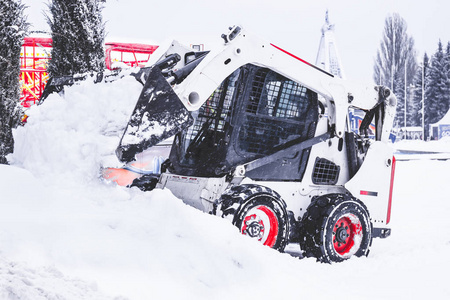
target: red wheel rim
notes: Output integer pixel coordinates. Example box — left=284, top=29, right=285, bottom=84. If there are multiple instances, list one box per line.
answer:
left=241, top=205, right=279, bottom=248
left=332, top=213, right=362, bottom=257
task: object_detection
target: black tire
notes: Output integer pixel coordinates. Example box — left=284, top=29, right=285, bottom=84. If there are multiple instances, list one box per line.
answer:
left=299, top=194, right=372, bottom=263
left=215, top=184, right=289, bottom=252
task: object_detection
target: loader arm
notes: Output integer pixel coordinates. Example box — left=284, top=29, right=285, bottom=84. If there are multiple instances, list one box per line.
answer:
left=171, top=26, right=396, bottom=139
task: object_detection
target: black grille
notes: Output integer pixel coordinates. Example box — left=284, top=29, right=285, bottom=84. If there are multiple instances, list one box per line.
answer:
left=185, top=71, right=237, bottom=143
left=239, top=68, right=315, bottom=155
left=312, top=157, right=340, bottom=185
left=247, top=69, right=268, bottom=113
left=246, top=69, right=310, bottom=120
left=239, top=116, right=289, bottom=154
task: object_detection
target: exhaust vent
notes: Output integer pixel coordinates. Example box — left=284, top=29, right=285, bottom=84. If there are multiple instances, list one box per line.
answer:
left=312, top=157, right=340, bottom=185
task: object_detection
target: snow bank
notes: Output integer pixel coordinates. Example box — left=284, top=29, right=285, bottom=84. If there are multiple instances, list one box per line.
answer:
left=395, top=137, right=450, bottom=153
left=2, top=76, right=450, bottom=299
left=394, top=138, right=450, bottom=160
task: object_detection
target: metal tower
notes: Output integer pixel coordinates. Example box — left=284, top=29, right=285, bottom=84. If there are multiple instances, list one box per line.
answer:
left=315, top=11, right=346, bottom=79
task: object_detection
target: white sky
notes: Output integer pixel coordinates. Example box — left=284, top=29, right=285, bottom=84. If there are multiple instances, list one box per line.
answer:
left=23, top=0, right=450, bottom=83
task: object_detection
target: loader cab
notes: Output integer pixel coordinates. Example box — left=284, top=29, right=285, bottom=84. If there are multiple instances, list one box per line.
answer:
left=167, top=64, right=319, bottom=180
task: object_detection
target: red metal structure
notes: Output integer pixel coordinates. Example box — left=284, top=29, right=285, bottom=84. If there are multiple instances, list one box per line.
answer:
left=20, top=38, right=159, bottom=108
left=20, top=37, right=52, bottom=108
left=105, top=42, right=158, bottom=70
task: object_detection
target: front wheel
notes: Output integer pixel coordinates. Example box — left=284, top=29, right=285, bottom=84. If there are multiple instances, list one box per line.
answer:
left=216, top=185, right=289, bottom=252
left=300, top=194, right=372, bottom=263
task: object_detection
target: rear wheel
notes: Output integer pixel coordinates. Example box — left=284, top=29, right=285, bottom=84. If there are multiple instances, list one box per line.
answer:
left=216, top=184, right=289, bottom=252
left=300, top=194, right=372, bottom=263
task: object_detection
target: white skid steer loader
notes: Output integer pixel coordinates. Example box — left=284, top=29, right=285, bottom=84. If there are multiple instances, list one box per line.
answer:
left=108, top=26, right=397, bottom=263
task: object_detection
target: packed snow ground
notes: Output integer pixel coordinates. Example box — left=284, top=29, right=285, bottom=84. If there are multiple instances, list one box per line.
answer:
left=1, top=75, right=450, bottom=299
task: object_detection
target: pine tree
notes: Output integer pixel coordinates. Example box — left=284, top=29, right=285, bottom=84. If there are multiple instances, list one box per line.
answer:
left=46, top=0, right=105, bottom=77
left=411, top=53, right=429, bottom=128
left=425, top=40, right=449, bottom=134
left=405, top=82, right=417, bottom=127
left=444, top=42, right=450, bottom=116
left=393, top=71, right=406, bottom=126
left=373, top=13, right=417, bottom=128
left=0, top=0, right=28, bottom=164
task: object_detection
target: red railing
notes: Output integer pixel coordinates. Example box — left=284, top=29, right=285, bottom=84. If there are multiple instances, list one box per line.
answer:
left=20, top=37, right=52, bottom=107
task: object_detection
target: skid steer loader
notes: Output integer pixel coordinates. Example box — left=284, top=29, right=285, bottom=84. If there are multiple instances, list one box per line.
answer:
left=109, top=26, right=397, bottom=263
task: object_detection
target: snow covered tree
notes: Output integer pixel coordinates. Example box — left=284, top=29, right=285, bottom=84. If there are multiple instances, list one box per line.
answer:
left=46, top=0, right=106, bottom=77
left=424, top=40, right=449, bottom=136
left=410, top=53, right=429, bottom=128
left=443, top=42, right=450, bottom=115
left=373, top=13, right=417, bottom=128
left=0, top=0, right=28, bottom=164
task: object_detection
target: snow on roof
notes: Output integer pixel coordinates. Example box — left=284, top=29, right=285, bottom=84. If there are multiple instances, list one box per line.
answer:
left=23, top=36, right=53, bottom=47
left=431, top=109, right=450, bottom=126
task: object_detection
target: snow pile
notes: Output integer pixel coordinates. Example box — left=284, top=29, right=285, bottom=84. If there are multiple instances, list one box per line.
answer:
left=1, top=76, right=449, bottom=299
left=10, top=73, right=141, bottom=184
left=0, top=164, right=300, bottom=299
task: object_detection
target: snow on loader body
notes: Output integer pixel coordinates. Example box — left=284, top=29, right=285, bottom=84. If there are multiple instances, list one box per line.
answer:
left=110, top=26, right=397, bottom=263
